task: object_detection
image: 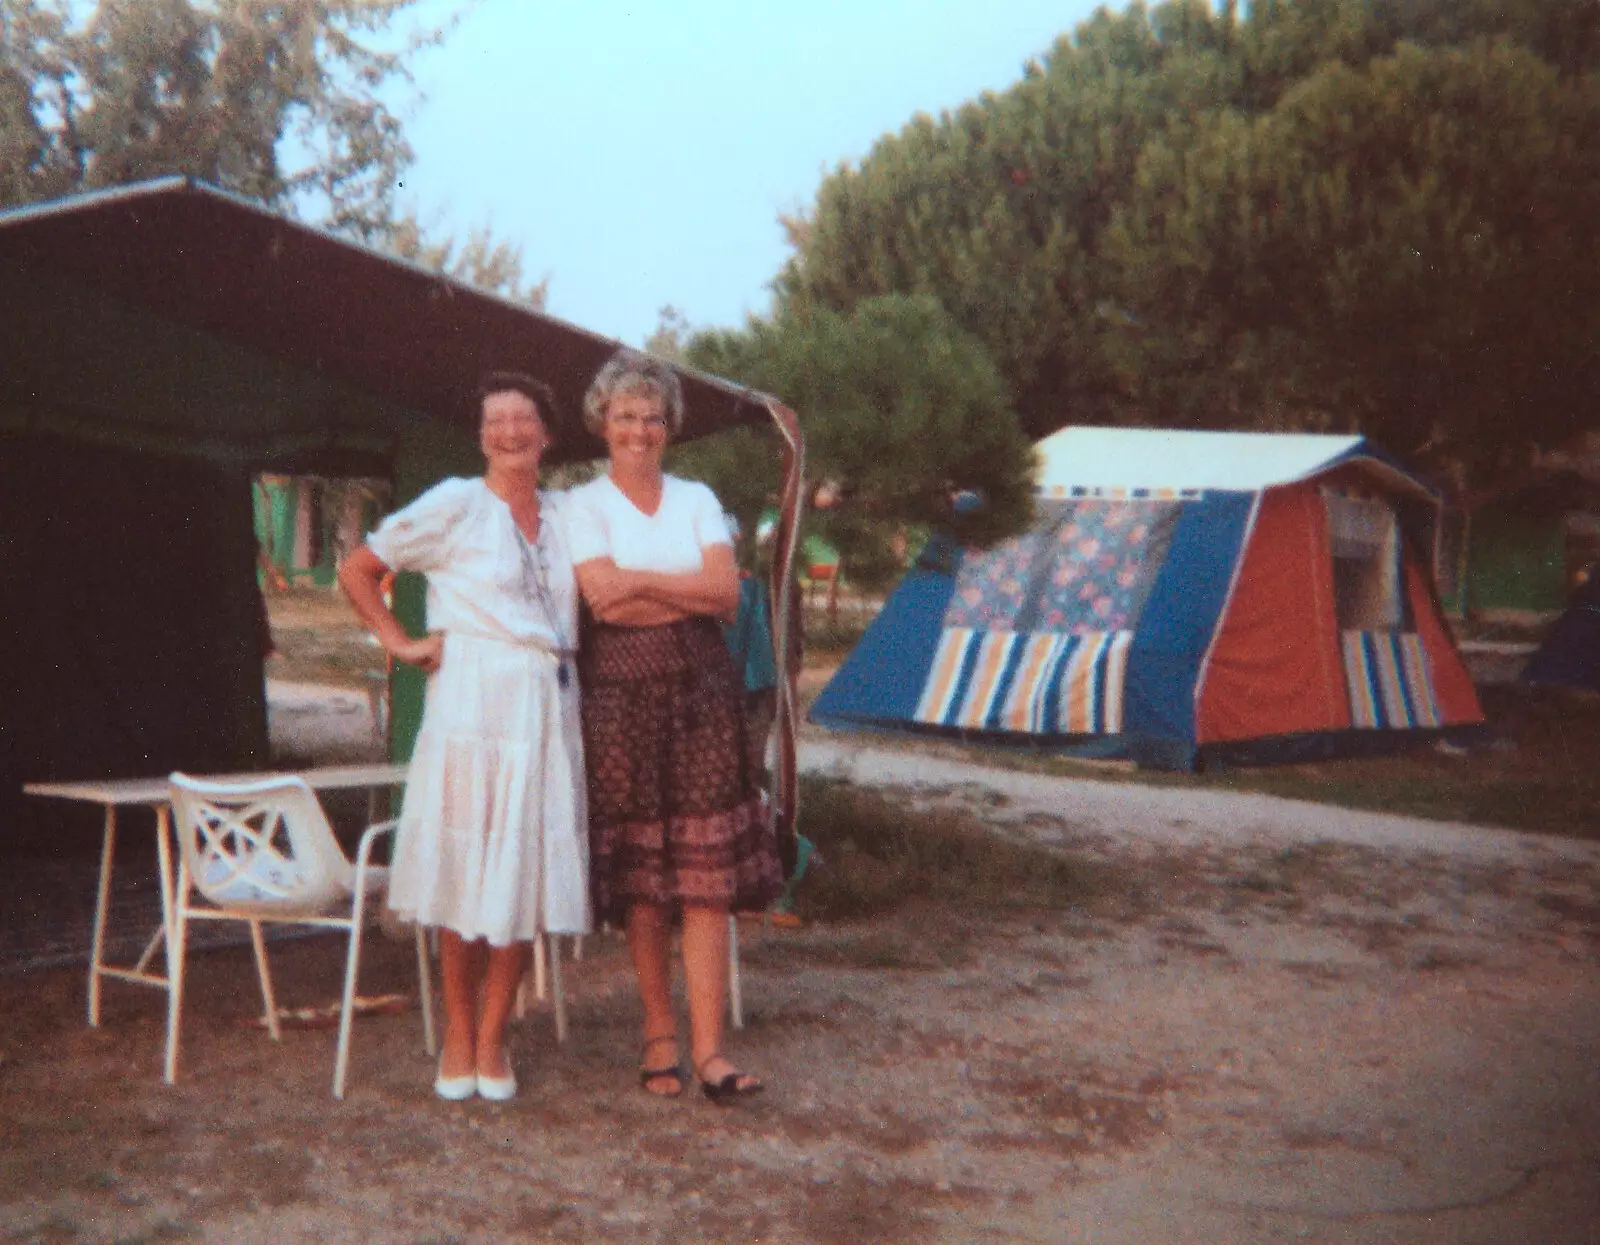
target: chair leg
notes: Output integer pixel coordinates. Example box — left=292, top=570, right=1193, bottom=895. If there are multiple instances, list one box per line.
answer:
left=533, top=934, right=548, bottom=1002
left=164, top=887, right=191, bottom=1085
left=248, top=921, right=282, bottom=1041
left=727, top=914, right=743, bottom=1031
left=549, top=935, right=567, bottom=1045
left=414, top=924, right=437, bottom=1058
left=333, top=910, right=365, bottom=1101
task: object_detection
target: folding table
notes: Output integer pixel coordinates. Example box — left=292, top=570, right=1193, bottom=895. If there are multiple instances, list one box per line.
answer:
left=24, top=763, right=408, bottom=1028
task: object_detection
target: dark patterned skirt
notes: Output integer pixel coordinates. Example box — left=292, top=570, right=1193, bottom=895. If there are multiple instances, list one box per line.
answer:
left=579, top=617, right=785, bottom=925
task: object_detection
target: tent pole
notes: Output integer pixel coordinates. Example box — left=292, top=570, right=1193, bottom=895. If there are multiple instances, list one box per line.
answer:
left=761, top=400, right=806, bottom=865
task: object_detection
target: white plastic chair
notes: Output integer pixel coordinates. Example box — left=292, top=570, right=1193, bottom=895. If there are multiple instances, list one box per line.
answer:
left=514, top=932, right=571, bottom=1041
left=165, top=772, right=436, bottom=1099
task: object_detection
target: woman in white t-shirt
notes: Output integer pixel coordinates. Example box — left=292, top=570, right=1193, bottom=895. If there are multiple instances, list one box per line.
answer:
left=338, top=372, right=588, bottom=1103
left=566, top=349, right=783, bottom=1103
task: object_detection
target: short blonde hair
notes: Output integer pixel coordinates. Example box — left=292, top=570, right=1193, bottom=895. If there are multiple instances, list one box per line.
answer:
left=582, top=349, right=685, bottom=437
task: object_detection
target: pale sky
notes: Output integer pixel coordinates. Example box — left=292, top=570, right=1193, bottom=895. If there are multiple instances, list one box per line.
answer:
left=399, top=0, right=1107, bottom=346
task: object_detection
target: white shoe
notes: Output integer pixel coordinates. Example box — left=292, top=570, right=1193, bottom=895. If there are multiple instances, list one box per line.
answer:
left=476, top=1062, right=517, bottom=1102
left=434, top=1066, right=477, bottom=1101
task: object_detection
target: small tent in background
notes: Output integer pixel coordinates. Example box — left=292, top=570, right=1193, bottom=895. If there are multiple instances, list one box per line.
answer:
left=1521, top=568, right=1600, bottom=694
left=812, top=427, right=1484, bottom=770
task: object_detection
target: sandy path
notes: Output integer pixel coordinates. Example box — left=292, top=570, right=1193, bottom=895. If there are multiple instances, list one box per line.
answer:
left=799, top=737, right=1600, bottom=1243
left=800, top=737, right=1600, bottom=867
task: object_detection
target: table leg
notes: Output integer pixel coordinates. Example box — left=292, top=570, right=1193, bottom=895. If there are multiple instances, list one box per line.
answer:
left=87, top=805, right=118, bottom=1027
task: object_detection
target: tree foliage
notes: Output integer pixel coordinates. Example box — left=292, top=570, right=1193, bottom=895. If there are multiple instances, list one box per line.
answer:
left=778, top=0, right=1600, bottom=488
left=1105, top=39, right=1600, bottom=484
left=671, top=295, right=1035, bottom=584
left=0, top=2, right=555, bottom=304
left=0, top=0, right=434, bottom=239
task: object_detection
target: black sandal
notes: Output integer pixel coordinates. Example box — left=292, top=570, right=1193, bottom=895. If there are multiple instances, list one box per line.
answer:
left=695, top=1055, right=764, bottom=1105
left=639, top=1036, right=683, bottom=1098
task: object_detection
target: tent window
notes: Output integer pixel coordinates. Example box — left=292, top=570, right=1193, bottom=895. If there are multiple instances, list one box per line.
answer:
left=1326, top=493, right=1406, bottom=631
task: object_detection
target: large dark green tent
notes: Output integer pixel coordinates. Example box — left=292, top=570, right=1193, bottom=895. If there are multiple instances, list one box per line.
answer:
left=0, top=178, right=805, bottom=830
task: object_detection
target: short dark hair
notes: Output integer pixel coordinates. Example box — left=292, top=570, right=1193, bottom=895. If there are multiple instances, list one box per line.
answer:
left=476, top=371, right=560, bottom=435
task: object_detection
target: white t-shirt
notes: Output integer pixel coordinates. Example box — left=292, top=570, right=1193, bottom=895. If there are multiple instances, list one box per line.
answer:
left=563, top=474, right=731, bottom=572
left=365, top=477, right=579, bottom=653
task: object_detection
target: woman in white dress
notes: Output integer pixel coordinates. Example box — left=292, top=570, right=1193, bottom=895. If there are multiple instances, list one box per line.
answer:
left=338, top=372, right=588, bottom=1102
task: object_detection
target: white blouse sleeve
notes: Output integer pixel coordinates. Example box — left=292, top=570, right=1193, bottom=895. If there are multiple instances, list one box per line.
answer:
left=687, top=481, right=734, bottom=550
left=365, top=478, right=474, bottom=574
left=562, top=485, right=612, bottom=566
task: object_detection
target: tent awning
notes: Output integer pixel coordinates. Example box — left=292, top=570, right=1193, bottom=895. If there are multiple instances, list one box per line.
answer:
left=0, top=177, right=773, bottom=464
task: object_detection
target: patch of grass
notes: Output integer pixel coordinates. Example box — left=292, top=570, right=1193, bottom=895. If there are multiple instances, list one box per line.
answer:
left=111, top=1219, right=196, bottom=1244
left=1194, top=686, right=1600, bottom=839
left=10, top=1212, right=81, bottom=1243
left=794, top=777, right=1114, bottom=923
left=1410, top=946, right=1480, bottom=972
left=749, top=928, right=962, bottom=971
left=815, top=684, right=1600, bottom=841
left=1230, top=870, right=1283, bottom=894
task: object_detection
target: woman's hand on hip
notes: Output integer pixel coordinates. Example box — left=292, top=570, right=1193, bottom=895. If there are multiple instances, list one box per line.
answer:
left=390, top=632, right=444, bottom=674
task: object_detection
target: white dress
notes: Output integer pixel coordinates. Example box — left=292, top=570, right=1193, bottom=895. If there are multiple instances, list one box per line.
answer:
left=365, top=478, right=589, bottom=943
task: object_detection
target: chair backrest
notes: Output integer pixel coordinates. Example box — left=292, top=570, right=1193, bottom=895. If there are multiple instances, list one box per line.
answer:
left=169, top=773, right=355, bottom=915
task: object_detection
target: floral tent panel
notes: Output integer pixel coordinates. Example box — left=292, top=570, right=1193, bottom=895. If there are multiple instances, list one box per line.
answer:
left=944, top=500, right=1181, bottom=635
left=942, top=524, right=1051, bottom=631
left=1034, top=501, right=1180, bottom=634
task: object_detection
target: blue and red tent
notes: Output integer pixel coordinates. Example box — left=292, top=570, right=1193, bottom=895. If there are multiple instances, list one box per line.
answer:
left=812, top=427, right=1484, bottom=770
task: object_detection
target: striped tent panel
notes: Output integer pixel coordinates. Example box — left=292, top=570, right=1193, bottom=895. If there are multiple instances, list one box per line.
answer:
left=916, top=628, right=1133, bottom=734
left=1397, top=633, right=1441, bottom=727
left=951, top=631, right=1022, bottom=730
left=1046, top=631, right=1133, bottom=735
left=999, top=633, right=1068, bottom=732
left=1342, top=631, right=1440, bottom=729
left=913, top=627, right=982, bottom=725
left=1098, top=632, right=1133, bottom=732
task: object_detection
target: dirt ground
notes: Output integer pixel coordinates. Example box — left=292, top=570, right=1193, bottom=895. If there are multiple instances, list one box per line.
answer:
left=4, top=589, right=1597, bottom=1242
left=4, top=746, right=1599, bottom=1243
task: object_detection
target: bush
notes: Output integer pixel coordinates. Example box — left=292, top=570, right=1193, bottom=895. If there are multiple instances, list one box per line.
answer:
left=793, top=777, right=1108, bottom=923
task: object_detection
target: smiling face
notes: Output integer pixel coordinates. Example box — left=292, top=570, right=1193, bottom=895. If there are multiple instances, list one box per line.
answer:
left=601, top=387, right=670, bottom=472
left=479, top=389, right=548, bottom=474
